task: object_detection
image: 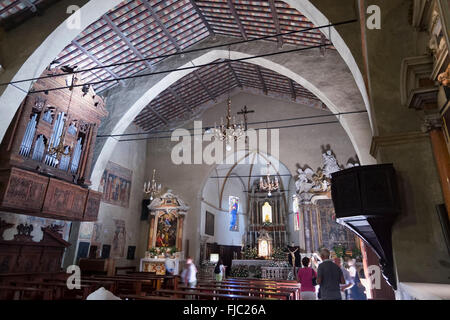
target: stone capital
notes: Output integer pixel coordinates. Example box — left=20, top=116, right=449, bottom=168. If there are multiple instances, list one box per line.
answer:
left=370, top=131, right=429, bottom=157
left=422, top=112, right=443, bottom=132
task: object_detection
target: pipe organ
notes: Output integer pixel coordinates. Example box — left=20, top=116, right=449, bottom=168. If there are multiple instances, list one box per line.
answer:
left=0, top=68, right=107, bottom=221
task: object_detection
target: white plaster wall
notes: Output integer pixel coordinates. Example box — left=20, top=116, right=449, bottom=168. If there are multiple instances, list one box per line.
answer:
left=74, top=123, right=147, bottom=268
left=143, top=91, right=357, bottom=263
left=200, top=176, right=247, bottom=247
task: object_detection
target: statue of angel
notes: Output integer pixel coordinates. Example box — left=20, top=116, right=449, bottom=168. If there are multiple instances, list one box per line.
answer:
left=322, top=150, right=341, bottom=178
left=295, top=168, right=315, bottom=194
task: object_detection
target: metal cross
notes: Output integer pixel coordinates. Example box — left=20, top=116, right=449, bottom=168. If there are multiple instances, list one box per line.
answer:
left=237, top=106, right=255, bottom=131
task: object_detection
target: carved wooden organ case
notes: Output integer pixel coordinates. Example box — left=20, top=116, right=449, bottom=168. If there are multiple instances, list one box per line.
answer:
left=0, top=68, right=107, bottom=221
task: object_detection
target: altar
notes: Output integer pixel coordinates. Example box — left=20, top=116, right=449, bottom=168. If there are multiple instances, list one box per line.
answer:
left=140, top=257, right=181, bottom=275
left=231, top=259, right=292, bottom=280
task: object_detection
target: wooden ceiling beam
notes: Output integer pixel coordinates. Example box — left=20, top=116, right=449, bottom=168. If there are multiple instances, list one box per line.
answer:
left=142, top=0, right=182, bottom=52
left=188, top=0, right=215, bottom=36
left=255, top=65, right=268, bottom=95
left=102, top=13, right=154, bottom=70
left=267, top=0, right=283, bottom=48
left=193, top=71, right=217, bottom=102
left=227, top=0, right=247, bottom=40
left=71, top=40, right=126, bottom=87
left=168, top=87, right=193, bottom=113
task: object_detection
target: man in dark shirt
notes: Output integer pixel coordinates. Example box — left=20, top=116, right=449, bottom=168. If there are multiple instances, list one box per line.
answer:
left=317, top=248, right=346, bottom=300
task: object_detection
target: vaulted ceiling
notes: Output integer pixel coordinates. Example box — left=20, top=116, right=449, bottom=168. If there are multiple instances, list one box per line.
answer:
left=2, top=0, right=332, bottom=131
left=134, top=59, right=324, bottom=132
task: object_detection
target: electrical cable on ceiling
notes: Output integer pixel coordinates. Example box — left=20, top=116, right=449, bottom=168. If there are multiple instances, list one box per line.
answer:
left=115, top=120, right=343, bottom=142
left=97, top=110, right=368, bottom=138
left=24, top=44, right=332, bottom=94
left=0, top=19, right=357, bottom=88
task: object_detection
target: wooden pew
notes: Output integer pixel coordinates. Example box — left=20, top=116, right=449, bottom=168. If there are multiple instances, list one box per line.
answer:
left=154, top=289, right=276, bottom=300
left=115, top=266, right=136, bottom=275
left=87, top=275, right=171, bottom=296
left=119, top=294, right=184, bottom=301
left=11, top=281, right=92, bottom=300
left=196, top=281, right=299, bottom=300
left=0, top=285, right=53, bottom=300
left=178, top=285, right=291, bottom=300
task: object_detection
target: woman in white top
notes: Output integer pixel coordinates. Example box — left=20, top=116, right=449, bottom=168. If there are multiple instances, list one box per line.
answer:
left=214, top=259, right=226, bottom=282
left=181, top=257, right=198, bottom=288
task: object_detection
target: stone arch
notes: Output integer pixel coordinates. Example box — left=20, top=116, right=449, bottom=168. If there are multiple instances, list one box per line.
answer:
left=91, top=47, right=375, bottom=189
left=0, top=0, right=376, bottom=189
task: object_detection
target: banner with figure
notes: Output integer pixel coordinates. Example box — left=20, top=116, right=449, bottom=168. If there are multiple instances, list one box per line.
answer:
left=229, top=196, right=239, bottom=232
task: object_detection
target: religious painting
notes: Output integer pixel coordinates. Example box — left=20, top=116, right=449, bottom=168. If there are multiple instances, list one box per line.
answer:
left=78, top=222, right=93, bottom=241
left=156, top=211, right=178, bottom=248
left=262, top=202, right=273, bottom=224
left=101, top=244, right=111, bottom=259
left=127, top=246, right=136, bottom=260
left=317, top=199, right=356, bottom=250
left=91, top=223, right=102, bottom=248
left=205, top=211, right=215, bottom=236
left=229, top=196, right=239, bottom=232
left=99, top=161, right=132, bottom=208
left=112, top=220, right=126, bottom=258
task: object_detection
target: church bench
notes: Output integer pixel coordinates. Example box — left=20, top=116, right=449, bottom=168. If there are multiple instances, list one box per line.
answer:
left=0, top=285, right=53, bottom=300
left=115, top=266, right=137, bottom=275
left=87, top=276, right=174, bottom=295
left=196, top=282, right=298, bottom=299
left=178, top=285, right=291, bottom=300
left=119, top=294, right=183, bottom=301
left=154, top=289, right=276, bottom=300
left=90, top=274, right=178, bottom=291
left=8, top=280, right=99, bottom=300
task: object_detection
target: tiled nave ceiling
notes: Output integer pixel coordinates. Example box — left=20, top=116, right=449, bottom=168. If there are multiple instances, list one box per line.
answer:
left=1, top=0, right=330, bottom=131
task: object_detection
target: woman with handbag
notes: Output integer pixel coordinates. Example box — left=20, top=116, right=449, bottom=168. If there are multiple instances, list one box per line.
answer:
left=297, top=257, right=318, bottom=300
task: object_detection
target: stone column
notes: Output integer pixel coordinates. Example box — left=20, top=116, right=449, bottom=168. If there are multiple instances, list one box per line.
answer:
left=424, top=115, right=450, bottom=220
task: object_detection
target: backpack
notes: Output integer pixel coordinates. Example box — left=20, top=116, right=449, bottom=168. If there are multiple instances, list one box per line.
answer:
left=214, top=264, right=221, bottom=274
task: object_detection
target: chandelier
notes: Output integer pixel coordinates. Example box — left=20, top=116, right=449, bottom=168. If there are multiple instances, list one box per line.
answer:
left=144, top=169, right=162, bottom=201
left=259, top=163, right=279, bottom=197
left=212, top=98, right=244, bottom=150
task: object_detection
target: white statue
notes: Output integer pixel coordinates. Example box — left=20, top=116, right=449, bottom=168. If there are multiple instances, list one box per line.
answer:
left=295, top=168, right=315, bottom=194
left=322, top=150, right=341, bottom=178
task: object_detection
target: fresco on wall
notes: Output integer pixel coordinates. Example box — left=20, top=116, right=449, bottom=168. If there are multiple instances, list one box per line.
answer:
left=112, top=219, right=126, bottom=258
left=91, top=223, right=103, bottom=248
left=79, top=222, right=93, bottom=241
left=156, top=211, right=178, bottom=248
left=0, top=213, right=72, bottom=242
left=99, top=161, right=132, bottom=208
left=229, top=196, right=239, bottom=232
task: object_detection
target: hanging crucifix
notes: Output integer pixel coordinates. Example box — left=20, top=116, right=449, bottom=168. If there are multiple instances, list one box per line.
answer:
left=237, top=106, right=255, bottom=131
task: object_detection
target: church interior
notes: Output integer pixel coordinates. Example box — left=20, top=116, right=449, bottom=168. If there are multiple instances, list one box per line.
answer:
left=0, top=0, right=449, bottom=301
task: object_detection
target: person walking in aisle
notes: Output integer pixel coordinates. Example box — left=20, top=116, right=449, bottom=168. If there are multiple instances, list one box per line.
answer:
left=297, top=256, right=317, bottom=300
left=214, top=258, right=226, bottom=282
left=317, top=248, right=346, bottom=300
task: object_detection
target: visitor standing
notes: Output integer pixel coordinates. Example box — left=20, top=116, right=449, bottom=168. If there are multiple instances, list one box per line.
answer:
left=297, top=257, right=317, bottom=300
left=347, top=259, right=367, bottom=300
left=181, top=257, right=198, bottom=288
left=214, top=259, right=226, bottom=282
left=334, top=257, right=353, bottom=300
left=317, top=248, right=346, bottom=300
